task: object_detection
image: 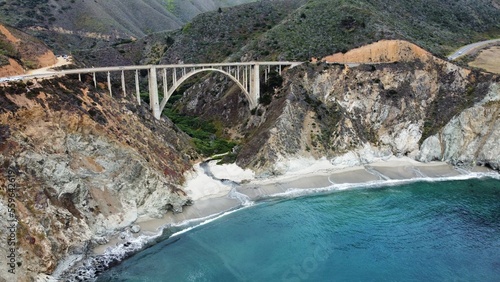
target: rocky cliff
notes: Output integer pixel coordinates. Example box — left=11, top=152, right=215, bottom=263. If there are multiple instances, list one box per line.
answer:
left=236, top=41, right=500, bottom=174
left=0, top=39, right=499, bottom=281
left=0, top=77, right=197, bottom=281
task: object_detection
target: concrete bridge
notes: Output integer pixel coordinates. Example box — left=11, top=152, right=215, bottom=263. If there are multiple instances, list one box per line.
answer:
left=56, top=62, right=302, bottom=119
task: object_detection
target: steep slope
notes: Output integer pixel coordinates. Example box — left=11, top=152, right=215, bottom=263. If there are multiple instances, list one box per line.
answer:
left=235, top=0, right=500, bottom=61
left=0, top=0, right=258, bottom=53
left=57, top=0, right=500, bottom=67
left=154, top=0, right=307, bottom=64
left=126, top=0, right=500, bottom=173
left=235, top=41, right=500, bottom=174
left=0, top=77, right=198, bottom=280
left=321, top=40, right=433, bottom=63
left=73, top=0, right=306, bottom=67
left=0, top=24, right=56, bottom=77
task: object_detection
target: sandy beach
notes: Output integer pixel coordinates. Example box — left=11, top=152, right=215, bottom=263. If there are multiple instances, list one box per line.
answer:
left=91, top=156, right=497, bottom=256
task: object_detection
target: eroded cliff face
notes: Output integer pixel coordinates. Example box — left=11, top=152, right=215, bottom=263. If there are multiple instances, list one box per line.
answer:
left=237, top=43, right=500, bottom=175
left=0, top=78, right=197, bottom=280
left=419, top=86, right=500, bottom=169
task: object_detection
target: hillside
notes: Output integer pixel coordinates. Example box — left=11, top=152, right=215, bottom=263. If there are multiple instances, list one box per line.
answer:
left=74, top=0, right=306, bottom=67
left=0, top=24, right=56, bottom=77
left=0, top=0, right=258, bottom=54
left=321, top=40, right=433, bottom=63
left=234, top=0, right=500, bottom=61
left=234, top=42, right=500, bottom=173
left=0, top=76, right=198, bottom=280
left=78, top=0, right=500, bottom=69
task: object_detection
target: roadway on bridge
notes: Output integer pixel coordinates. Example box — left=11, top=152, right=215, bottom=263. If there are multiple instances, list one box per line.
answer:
left=447, top=38, right=500, bottom=60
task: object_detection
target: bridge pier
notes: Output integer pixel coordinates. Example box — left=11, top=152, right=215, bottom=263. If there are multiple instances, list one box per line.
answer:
left=135, top=70, right=141, bottom=105
left=121, top=70, right=126, bottom=97
left=107, top=71, right=112, bottom=97
left=249, top=64, right=260, bottom=109
left=162, top=69, right=168, bottom=104
left=148, top=66, right=161, bottom=120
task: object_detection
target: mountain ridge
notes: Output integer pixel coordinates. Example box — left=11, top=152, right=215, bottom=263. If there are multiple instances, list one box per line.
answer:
left=0, top=0, right=258, bottom=53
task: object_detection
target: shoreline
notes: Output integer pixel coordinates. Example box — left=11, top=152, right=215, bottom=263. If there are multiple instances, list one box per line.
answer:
left=93, top=158, right=495, bottom=254
left=62, top=157, right=499, bottom=280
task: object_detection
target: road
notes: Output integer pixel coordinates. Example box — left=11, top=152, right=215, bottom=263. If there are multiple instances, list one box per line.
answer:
left=0, top=56, right=72, bottom=83
left=447, top=39, right=500, bottom=60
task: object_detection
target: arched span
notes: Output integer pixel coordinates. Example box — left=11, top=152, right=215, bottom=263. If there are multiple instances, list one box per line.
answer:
left=159, top=68, right=256, bottom=113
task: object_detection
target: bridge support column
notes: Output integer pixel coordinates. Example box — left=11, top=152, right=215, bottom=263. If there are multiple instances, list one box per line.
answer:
left=249, top=64, right=260, bottom=109
left=148, top=66, right=161, bottom=120
left=121, top=70, right=126, bottom=97
left=162, top=68, right=168, bottom=100
left=135, top=70, right=141, bottom=105
left=107, top=71, right=112, bottom=97
left=243, top=66, right=248, bottom=92
left=93, top=72, right=97, bottom=88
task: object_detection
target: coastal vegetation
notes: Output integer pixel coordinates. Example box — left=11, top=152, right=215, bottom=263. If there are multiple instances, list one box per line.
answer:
left=163, top=107, right=238, bottom=157
left=160, top=79, right=239, bottom=157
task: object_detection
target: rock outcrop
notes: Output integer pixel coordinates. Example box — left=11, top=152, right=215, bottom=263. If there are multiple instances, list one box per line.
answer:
left=237, top=41, right=500, bottom=175
left=0, top=77, right=197, bottom=280
left=418, top=85, right=500, bottom=169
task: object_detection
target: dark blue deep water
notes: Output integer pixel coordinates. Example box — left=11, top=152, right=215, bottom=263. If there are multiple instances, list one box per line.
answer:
left=98, top=178, right=500, bottom=281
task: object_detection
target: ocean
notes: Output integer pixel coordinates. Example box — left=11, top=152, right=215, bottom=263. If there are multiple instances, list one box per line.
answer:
left=95, top=177, right=500, bottom=281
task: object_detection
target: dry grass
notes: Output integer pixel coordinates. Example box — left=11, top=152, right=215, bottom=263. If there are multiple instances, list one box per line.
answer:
left=469, top=46, right=500, bottom=74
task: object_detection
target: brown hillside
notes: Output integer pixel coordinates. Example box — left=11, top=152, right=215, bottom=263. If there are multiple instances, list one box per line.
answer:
left=322, top=40, right=434, bottom=63
left=0, top=24, right=19, bottom=43
left=0, top=24, right=56, bottom=77
left=0, top=58, right=23, bottom=76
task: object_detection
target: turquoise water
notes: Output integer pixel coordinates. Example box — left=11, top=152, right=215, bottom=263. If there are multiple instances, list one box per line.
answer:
left=97, top=178, right=500, bottom=281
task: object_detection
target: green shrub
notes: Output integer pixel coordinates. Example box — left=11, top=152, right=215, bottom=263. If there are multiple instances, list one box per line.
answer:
left=163, top=108, right=237, bottom=157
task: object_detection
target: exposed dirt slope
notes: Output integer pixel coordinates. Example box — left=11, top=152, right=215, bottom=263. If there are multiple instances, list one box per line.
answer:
left=0, top=24, right=56, bottom=77
left=0, top=24, right=19, bottom=43
left=321, top=40, right=434, bottom=63
left=0, top=58, right=23, bottom=77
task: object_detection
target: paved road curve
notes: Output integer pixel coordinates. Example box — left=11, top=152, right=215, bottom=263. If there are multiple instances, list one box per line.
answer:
left=448, top=39, right=500, bottom=60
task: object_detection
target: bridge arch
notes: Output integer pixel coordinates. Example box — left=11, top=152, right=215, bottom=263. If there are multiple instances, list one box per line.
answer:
left=158, top=68, right=257, bottom=114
